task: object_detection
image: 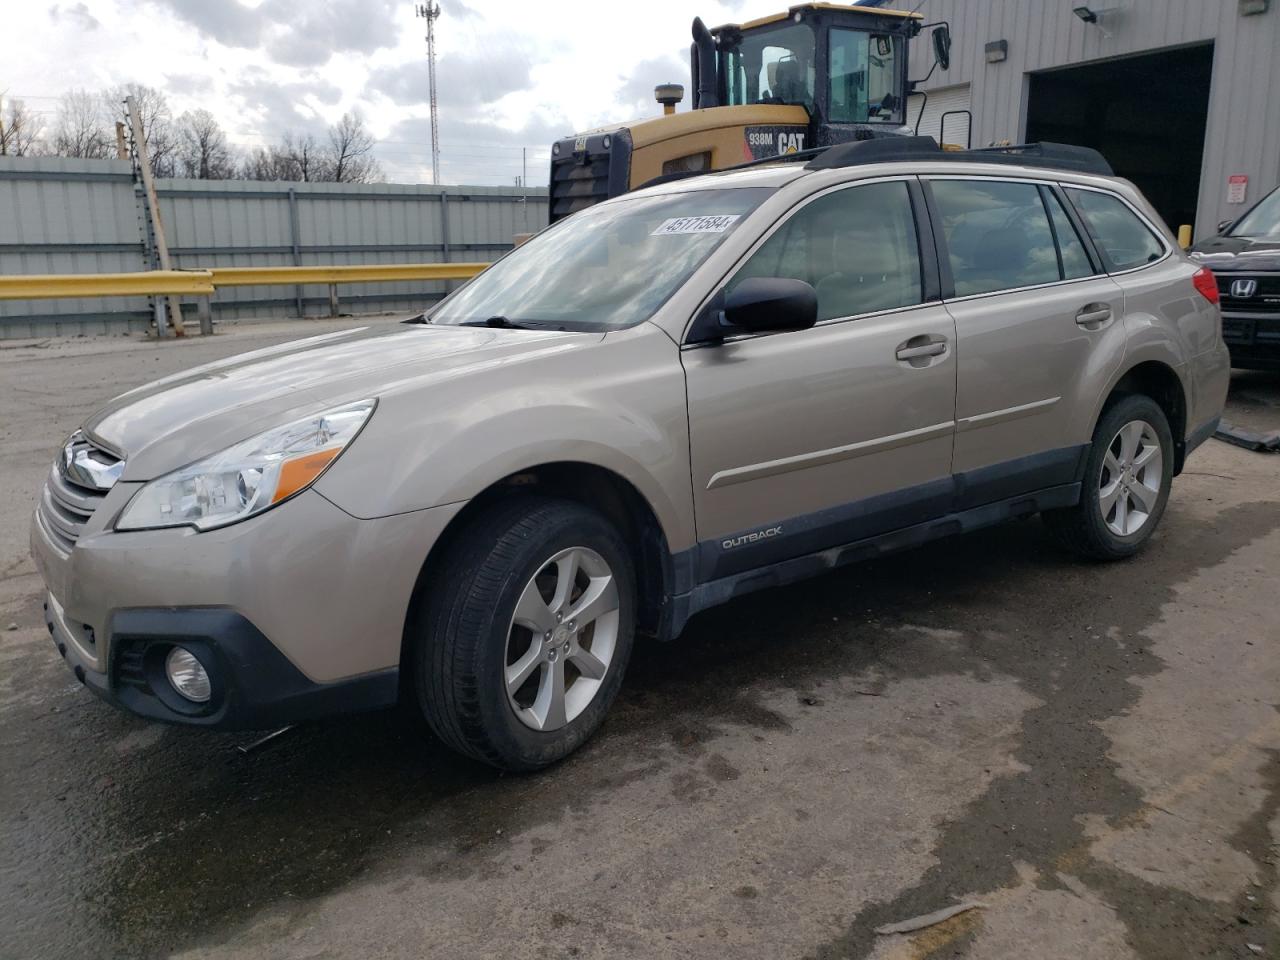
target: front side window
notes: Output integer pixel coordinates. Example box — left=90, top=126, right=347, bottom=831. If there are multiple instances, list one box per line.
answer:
left=1065, top=188, right=1165, bottom=271
left=431, top=188, right=772, bottom=331
left=722, top=23, right=817, bottom=113
left=729, top=181, right=922, bottom=321
left=930, top=180, right=1061, bottom=297
left=829, top=29, right=902, bottom=123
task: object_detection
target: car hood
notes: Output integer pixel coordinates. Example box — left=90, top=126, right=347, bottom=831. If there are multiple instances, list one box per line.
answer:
left=1190, top=234, right=1280, bottom=272
left=85, top=322, right=601, bottom=480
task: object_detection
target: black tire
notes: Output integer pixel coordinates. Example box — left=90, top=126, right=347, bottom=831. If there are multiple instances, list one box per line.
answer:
left=410, top=496, right=636, bottom=771
left=1043, top=393, right=1175, bottom=560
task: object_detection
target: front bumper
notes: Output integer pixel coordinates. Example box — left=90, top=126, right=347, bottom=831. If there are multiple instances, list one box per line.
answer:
left=32, top=488, right=464, bottom=729
left=44, top=594, right=399, bottom=729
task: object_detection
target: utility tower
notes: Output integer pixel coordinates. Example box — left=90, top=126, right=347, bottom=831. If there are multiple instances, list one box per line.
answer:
left=415, top=2, right=442, bottom=185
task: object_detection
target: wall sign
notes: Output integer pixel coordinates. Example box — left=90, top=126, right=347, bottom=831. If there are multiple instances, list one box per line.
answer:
left=1227, top=174, right=1248, bottom=204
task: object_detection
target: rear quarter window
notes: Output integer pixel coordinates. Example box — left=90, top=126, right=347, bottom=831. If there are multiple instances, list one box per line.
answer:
left=1065, top=188, right=1165, bottom=272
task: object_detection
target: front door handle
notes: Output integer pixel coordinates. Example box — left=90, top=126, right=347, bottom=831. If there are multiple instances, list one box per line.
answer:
left=896, top=335, right=949, bottom=363
left=1075, top=304, right=1113, bottom=329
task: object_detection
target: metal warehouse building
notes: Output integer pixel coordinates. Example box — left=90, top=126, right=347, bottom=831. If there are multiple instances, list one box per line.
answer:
left=903, top=0, right=1280, bottom=242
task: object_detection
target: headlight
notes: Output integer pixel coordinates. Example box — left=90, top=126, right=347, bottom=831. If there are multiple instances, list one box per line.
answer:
left=116, top=399, right=375, bottom=531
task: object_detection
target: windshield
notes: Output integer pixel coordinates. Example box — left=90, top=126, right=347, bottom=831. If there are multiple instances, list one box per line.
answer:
left=431, top=188, right=772, bottom=331
left=1229, top=187, right=1280, bottom=239
left=722, top=23, right=817, bottom=112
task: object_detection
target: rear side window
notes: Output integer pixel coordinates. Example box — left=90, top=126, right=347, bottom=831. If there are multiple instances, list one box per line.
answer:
left=930, top=180, right=1061, bottom=297
left=1044, top=191, right=1096, bottom=280
left=730, top=180, right=922, bottom=321
left=1065, top=188, right=1165, bottom=271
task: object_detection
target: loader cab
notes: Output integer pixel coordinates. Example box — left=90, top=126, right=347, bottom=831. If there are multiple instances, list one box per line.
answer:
left=549, top=4, right=949, bottom=223
left=707, top=5, right=920, bottom=136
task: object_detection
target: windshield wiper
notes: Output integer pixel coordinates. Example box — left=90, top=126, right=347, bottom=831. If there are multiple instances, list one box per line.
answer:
left=457, top=315, right=536, bottom=329
left=457, top=316, right=565, bottom=330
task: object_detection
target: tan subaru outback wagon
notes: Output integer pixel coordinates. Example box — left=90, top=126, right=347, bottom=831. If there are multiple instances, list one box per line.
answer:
left=32, top=138, right=1229, bottom=771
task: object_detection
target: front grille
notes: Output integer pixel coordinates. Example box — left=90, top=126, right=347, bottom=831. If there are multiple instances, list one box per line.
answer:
left=1217, top=274, right=1280, bottom=315
left=548, top=130, right=632, bottom=223
left=36, top=434, right=121, bottom=552
left=550, top=157, right=612, bottom=221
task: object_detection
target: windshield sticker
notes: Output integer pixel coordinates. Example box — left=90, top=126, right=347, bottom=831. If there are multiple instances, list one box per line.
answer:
left=651, top=215, right=741, bottom=236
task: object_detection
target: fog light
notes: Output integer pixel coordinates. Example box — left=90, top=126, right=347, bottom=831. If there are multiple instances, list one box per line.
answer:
left=165, top=647, right=211, bottom=703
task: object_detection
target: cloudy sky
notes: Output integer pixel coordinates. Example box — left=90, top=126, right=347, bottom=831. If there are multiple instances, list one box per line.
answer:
left=5, top=0, right=788, bottom=186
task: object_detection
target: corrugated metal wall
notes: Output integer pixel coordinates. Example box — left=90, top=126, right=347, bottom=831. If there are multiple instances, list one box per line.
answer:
left=0, top=156, right=548, bottom=338
left=907, top=0, right=1280, bottom=240
left=0, top=158, right=152, bottom=334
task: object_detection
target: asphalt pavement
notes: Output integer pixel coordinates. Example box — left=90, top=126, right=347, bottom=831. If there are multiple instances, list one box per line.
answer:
left=1, top=316, right=1277, bottom=960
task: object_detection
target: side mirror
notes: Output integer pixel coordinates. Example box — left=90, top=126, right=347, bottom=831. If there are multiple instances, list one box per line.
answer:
left=1217, top=218, right=1233, bottom=234
left=932, top=25, right=952, bottom=71
left=724, top=277, right=818, bottom=334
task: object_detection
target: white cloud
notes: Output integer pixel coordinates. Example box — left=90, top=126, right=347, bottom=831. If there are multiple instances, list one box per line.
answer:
left=12, top=0, right=763, bottom=185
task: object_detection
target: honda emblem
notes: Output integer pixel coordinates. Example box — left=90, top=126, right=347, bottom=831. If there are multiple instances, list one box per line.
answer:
left=1230, top=278, right=1258, bottom=299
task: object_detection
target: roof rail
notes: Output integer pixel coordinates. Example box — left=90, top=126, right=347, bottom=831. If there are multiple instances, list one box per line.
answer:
left=805, top=137, right=1114, bottom=176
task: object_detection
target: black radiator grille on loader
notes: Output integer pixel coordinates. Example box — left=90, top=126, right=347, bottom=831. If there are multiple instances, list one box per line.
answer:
left=548, top=129, right=632, bottom=223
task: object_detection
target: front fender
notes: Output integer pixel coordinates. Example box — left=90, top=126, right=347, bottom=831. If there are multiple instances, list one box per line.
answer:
left=315, top=324, right=697, bottom=551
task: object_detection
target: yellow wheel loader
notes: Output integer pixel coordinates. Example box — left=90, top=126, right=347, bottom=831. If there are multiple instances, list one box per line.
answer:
left=548, top=2, right=953, bottom=222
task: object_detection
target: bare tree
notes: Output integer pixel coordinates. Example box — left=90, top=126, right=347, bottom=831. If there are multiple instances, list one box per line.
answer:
left=51, top=89, right=112, bottom=159
left=284, top=132, right=324, bottom=181
left=239, top=133, right=325, bottom=182
left=175, top=109, right=234, bottom=179
left=240, top=144, right=296, bottom=181
left=104, top=83, right=176, bottom=176
left=238, top=115, right=385, bottom=184
left=326, top=111, right=381, bottom=183
left=0, top=97, right=44, bottom=156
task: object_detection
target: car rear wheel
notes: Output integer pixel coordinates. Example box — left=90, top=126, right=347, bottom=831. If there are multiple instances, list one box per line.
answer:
left=410, top=497, right=635, bottom=771
left=1043, top=394, right=1174, bottom=560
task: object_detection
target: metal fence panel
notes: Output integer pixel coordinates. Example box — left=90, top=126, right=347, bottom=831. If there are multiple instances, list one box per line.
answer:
left=0, top=158, right=150, bottom=333
left=0, top=156, right=549, bottom=337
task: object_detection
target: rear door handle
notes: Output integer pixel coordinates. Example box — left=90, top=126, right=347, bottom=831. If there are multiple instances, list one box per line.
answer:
left=896, top=336, right=948, bottom=362
left=1075, top=304, right=1113, bottom=329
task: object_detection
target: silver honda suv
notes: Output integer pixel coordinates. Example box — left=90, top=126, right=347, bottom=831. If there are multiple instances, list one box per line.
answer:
left=31, top=139, right=1229, bottom=771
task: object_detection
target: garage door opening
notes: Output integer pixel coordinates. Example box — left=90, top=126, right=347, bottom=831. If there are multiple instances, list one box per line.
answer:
left=1025, top=43, right=1213, bottom=235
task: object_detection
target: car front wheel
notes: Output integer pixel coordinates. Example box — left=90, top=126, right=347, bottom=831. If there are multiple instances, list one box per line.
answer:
left=411, top=497, right=636, bottom=771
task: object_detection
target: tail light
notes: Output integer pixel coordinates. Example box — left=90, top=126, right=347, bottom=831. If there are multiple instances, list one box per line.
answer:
left=1192, top=267, right=1219, bottom=305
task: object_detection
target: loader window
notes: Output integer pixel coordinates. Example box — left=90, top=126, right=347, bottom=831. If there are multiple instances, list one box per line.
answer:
left=829, top=29, right=902, bottom=123
left=722, top=22, right=816, bottom=112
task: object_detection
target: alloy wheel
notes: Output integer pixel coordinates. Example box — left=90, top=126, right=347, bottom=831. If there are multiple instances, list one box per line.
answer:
left=1098, top=419, right=1163, bottom=537
left=504, top=546, right=620, bottom=731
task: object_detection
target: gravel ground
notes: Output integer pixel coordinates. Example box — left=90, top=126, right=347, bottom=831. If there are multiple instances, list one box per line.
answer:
left=1, top=317, right=1277, bottom=960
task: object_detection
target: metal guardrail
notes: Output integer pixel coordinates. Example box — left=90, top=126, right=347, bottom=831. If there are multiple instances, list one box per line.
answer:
left=0, top=262, right=491, bottom=337
left=0, top=270, right=216, bottom=300
left=208, top=262, right=488, bottom=287
left=0, top=262, right=487, bottom=299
